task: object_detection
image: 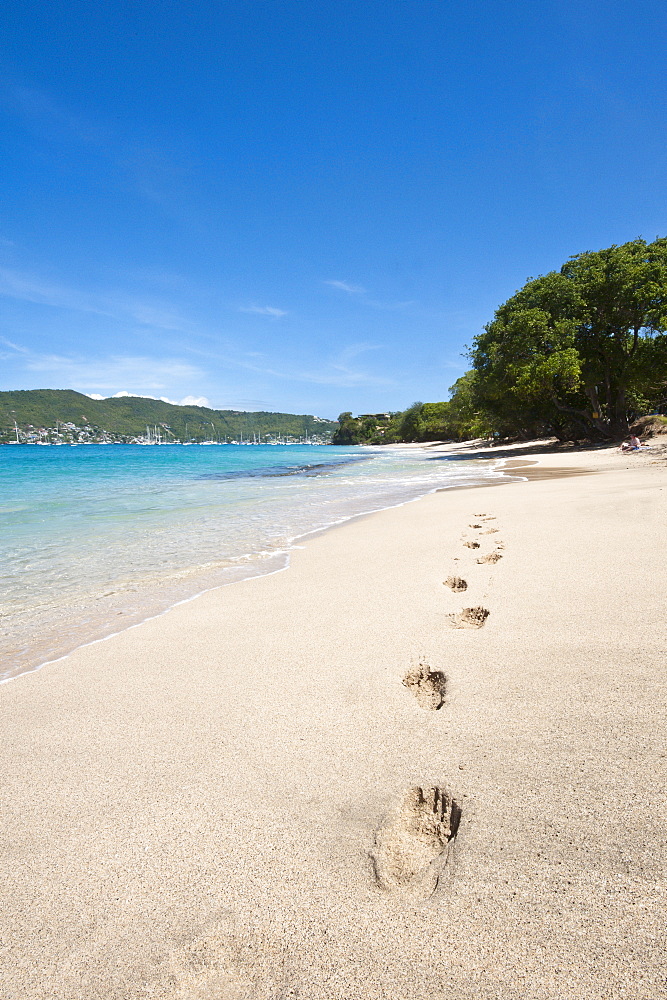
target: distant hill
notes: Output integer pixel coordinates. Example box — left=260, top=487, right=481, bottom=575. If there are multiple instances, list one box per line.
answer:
left=0, top=390, right=337, bottom=443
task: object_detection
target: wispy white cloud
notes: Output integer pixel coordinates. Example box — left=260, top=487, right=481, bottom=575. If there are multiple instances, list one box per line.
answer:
left=5, top=83, right=193, bottom=213
left=324, top=279, right=366, bottom=295
left=123, top=299, right=195, bottom=333
left=7, top=84, right=111, bottom=146
left=0, top=265, right=196, bottom=334
left=0, top=266, right=112, bottom=315
left=189, top=341, right=394, bottom=388
left=0, top=335, right=30, bottom=355
left=324, top=279, right=416, bottom=312
left=338, top=343, right=382, bottom=363
left=238, top=304, right=288, bottom=318
left=294, top=368, right=392, bottom=387
left=297, top=343, right=392, bottom=387
left=176, top=334, right=394, bottom=389
left=23, top=352, right=204, bottom=394
left=365, top=298, right=416, bottom=311
left=0, top=260, right=393, bottom=394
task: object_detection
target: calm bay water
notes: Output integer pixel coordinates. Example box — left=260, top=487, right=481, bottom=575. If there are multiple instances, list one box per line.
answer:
left=0, top=443, right=504, bottom=681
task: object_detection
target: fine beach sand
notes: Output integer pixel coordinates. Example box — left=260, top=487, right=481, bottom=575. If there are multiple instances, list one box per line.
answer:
left=1, top=441, right=666, bottom=999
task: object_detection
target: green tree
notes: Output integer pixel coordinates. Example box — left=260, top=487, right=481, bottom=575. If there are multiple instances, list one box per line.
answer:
left=398, top=401, right=424, bottom=440
left=446, top=372, right=494, bottom=440
left=471, top=238, right=667, bottom=439
left=332, top=412, right=361, bottom=444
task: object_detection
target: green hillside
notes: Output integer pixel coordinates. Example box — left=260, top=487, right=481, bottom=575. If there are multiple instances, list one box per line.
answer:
left=0, top=390, right=336, bottom=443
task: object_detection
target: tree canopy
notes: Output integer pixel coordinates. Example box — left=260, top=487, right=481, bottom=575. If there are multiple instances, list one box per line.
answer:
left=333, top=238, right=667, bottom=448
left=470, top=237, right=667, bottom=439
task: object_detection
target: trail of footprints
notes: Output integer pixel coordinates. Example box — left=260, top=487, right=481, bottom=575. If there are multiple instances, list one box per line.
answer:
left=445, top=513, right=501, bottom=628
left=371, top=511, right=504, bottom=897
left=173, top=520, right=504, bottom=985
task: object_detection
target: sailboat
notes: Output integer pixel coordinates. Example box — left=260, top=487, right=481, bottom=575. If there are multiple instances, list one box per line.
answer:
left=200, top=421, right=220, bottom=445
left=7, top=420, right=22, bottom=444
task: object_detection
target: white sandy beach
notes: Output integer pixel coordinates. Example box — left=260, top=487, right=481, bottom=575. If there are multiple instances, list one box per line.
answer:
left=1, top=440, right=666, bottom=999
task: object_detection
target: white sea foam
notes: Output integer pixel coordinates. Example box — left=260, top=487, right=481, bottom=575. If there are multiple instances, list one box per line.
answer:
left=0, top=444, right=505, bottom=681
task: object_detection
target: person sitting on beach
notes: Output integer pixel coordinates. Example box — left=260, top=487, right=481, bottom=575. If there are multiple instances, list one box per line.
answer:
left=620, top=434, right=642, bottom=452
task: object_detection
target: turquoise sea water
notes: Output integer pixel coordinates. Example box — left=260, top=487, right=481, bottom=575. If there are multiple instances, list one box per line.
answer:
left=0, top=443, right=504, bottom=681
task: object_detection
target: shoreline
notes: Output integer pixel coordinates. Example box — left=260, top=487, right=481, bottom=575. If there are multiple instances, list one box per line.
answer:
left=3, top=444, right=507, bottom=685
left=3, top=449, right=578, bottom=686
left=1, top=438, right=665, bottom=998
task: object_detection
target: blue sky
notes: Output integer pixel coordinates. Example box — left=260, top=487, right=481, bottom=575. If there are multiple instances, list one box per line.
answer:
left=2, top=1, right=666, bottom=418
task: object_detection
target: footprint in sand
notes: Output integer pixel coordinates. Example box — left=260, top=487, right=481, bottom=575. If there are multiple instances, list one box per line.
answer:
left=447, top=606, right=490, bottom=629
left=477, top=550, right=502, bottom=564
left=371, top=787, right=461, bottom=894
left=469, top=523, right=483, bottom=529
left=172, top=921, right=253, bottom=999
left=403, top=662, right=447, bottom=710
left=463, top=540, right=480, bottom=549
left=481, top=527, right=499, bottom=534
left=444, top=575, right=467, bottom=592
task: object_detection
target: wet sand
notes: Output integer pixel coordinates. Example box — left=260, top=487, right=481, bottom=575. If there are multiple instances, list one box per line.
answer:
left=1, top=440, right=665, bottom=999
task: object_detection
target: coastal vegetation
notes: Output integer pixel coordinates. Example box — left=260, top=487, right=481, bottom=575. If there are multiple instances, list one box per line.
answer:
left=334, top=238, right=667, bottom=445
left=0, top=390, right=336, bottom=444
left=5, top=241, right=666, bottom=448
left=471, top=237, right=667, bottom=441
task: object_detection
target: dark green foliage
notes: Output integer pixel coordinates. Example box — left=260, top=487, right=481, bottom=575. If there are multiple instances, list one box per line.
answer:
left=332, top=412, right=362, bottom=445
left=0, top=390, right=336, bottom=443
left=332, top=383, right=486, bottom=446
left=332, top=410, right=403, bottom=444
left=333, top=240, right=667, bottom=447
left=397, top=402, right=425, bottom=441
left=444, top=372, right=493, bottom=440
left=471, top=238, right=667, bottom=439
